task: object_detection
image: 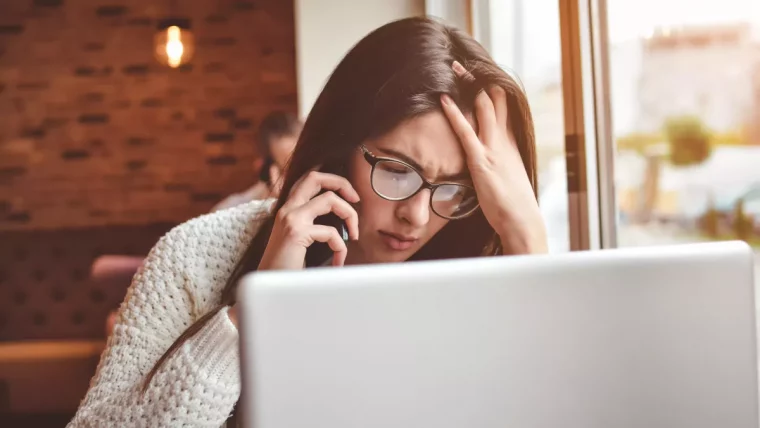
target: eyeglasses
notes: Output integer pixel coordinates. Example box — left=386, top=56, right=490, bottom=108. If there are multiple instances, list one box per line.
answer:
left=360, top=145, right=479, bottom=220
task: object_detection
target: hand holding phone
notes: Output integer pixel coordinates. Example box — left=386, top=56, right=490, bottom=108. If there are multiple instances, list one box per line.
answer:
left=258, top=171, right=359, bottom=271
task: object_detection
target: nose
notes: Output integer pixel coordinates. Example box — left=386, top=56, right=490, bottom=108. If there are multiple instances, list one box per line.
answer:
left=395, top=188, right=431, bottom=226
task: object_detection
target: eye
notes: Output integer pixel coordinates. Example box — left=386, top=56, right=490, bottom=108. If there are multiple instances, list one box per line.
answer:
left=378, top=162, right=413, bottom=175
left=434, top=185, right=463, bottom=200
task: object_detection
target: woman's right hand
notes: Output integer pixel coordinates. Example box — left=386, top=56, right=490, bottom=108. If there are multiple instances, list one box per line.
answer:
left=258, top=171, right=360, bottom=270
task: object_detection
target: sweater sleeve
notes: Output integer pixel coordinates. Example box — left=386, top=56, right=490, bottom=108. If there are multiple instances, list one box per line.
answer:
left=68, top=201, right=271, bottom=428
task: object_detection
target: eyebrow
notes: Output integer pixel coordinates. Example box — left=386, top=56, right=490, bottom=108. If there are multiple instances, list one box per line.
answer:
left=375, top=147, right=471, bottom=182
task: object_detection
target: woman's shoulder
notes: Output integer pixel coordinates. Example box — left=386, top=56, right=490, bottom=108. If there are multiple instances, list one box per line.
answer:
left=146, top=199, right=275, bottom=276
left=126, top=199, right=276, bottom=319
left=168, top=198, right=275, bottom=244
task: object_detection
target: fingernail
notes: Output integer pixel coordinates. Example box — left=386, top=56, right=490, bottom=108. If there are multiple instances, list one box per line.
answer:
left=440, top=94, right=452, bottom=106
left=452, top=61, right=466, bottom=74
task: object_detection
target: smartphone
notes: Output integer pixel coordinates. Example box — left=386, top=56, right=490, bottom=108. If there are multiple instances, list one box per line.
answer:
left=304, top=164, right=350, bottom=267
left=304, top=197, right=349, bottom=267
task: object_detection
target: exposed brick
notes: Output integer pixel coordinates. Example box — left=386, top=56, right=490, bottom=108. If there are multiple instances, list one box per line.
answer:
left=0, top=0, right=297, bottom=231
left=206, top=155, right=237, bottom=166
left=0, top=25, right=24, bottom=35
left=233, top=118, right=253, bottom=130
left=6, top=212, right=31, bottom=223
left=191, top=192, right=222, bottom=202
left=74, top=66, right=112, bottom=77
left=61, top=150, right=90, bottom=160
left=205, top=14, right=228, bottom=24
left=17, top=81, right=49, bottom=90
left=95, top=5, right=128, bottom=17
left=122, top=64, right=150, bottom=76
left=74, top=66, right=97, bottom=76
left=140, top=98, right=163, bottom=108
left=204, top=62, right=226, bottom=73
left=164, top=183, right=191, bottom=192
left=83, top=42, right=104, bottom=52
left=214, top=108, right=236, bottom=119
left=204, top=132, right=234, bottom=143
left=78, top=114, right=109, bottom=124
left=233, top=1, right=256, bottom=11
left=33, top=0, right=65, bottom=7
left=0, top=167, right=27, bottom=179
left=80, top=92, right=105, bottom=103
left=126, top=17, right=152, bottom=26
left=20, top=127, right=46, bottom=138
left=275, top=93, right=298, bottom=104
left=126, top=136, right=155, bottom=146
left=213, top=37, right=237, bottom=46
left=43, top=117, right=69, bottom=128
left=125, top=160, right=147, bottom=171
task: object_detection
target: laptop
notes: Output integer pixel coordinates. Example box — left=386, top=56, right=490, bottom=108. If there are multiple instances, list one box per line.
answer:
left=237, top=241, right=758, bottom=428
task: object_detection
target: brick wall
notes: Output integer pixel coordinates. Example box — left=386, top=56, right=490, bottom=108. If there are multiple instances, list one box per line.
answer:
left=0, top=0, right=297, bottom=231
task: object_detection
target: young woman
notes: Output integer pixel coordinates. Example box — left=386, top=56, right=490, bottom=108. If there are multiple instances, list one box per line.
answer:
left=68, top=17, right=547, bottom=427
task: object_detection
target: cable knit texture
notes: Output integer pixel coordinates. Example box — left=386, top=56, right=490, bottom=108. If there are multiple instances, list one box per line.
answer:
left=68, top=200, right=273, bottom=428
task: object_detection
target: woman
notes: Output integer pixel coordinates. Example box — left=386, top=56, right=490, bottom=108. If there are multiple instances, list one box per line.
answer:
left=68, top=17, right=546, bottom=427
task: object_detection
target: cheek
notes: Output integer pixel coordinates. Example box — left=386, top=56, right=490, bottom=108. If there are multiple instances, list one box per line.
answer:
left=351, top=163, right=379, bottom=224
left=349, top=154, right=393, bottom=228
left=425, top=216, right=450, bottom=239
left=270, top=146, right=288, bottom=165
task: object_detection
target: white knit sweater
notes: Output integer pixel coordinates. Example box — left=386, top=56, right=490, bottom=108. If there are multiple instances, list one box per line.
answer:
left=68, top=200, right=273, bottom=428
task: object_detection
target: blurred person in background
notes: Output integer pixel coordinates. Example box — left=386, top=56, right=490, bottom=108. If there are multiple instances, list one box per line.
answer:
left=95, top=111, right=302, bottom=336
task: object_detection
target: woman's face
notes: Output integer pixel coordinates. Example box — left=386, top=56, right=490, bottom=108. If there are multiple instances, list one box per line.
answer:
left=346, top=111, right=473, bottom=265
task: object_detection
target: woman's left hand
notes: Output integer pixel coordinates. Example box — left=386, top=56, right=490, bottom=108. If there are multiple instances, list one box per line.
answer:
left=440, top=61, right=548, bottom=255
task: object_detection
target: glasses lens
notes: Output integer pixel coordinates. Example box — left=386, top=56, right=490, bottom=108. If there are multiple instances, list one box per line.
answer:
left=372, top=160, right=423, bottom=200
left=432, top=184, right=479, bottom=218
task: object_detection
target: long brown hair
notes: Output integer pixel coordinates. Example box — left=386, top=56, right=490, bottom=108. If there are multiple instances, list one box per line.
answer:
left=144, top=16, right=537, bottom=397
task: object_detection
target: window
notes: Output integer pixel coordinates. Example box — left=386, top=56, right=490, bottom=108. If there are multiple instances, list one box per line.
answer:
left=605, top=0, right=760, bottom=278
left=475, top=0, right=759, bottom=274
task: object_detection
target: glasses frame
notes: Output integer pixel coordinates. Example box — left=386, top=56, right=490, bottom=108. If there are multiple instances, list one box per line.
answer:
left=360, top=145, right=479, bottom=220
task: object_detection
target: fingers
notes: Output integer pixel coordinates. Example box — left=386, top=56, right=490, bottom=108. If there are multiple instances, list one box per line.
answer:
left=450, top=61, right=504, bottom=142
left=287, top=171, right=360, bottom=207
left=488, top=85, right=508, bottom=129
left=440, top=93, right=483, bottom=159
left=452, top=60, right=475, bottom=83
left=300, top=191, right=359, bottom=241
left=473, top=88, right=498, bottom=141
left=309, top=225, right=348, bottom=266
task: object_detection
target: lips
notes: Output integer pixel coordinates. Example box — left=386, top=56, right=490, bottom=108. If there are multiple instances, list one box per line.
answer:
left=379, top=231, right=418, bottom=251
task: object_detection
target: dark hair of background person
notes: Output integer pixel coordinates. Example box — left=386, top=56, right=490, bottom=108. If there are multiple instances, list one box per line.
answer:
left=257, top=111, right=301, bottom=184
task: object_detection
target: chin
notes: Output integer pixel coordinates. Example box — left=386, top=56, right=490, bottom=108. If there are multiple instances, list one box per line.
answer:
left=371, top=249, right=417, bottom=264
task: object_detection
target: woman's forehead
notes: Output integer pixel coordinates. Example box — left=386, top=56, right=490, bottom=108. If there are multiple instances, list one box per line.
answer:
left=372, top=112, right=469, bottom=180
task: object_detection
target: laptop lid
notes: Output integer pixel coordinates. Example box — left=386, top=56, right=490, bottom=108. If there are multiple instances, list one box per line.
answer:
left=237, top=241, right=757, bottom=428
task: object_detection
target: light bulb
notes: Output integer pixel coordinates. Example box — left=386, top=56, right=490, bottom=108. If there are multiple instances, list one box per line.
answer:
left=165, top=26, right=184, bottom=68
left=154, top=20, right=194, bottom=68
